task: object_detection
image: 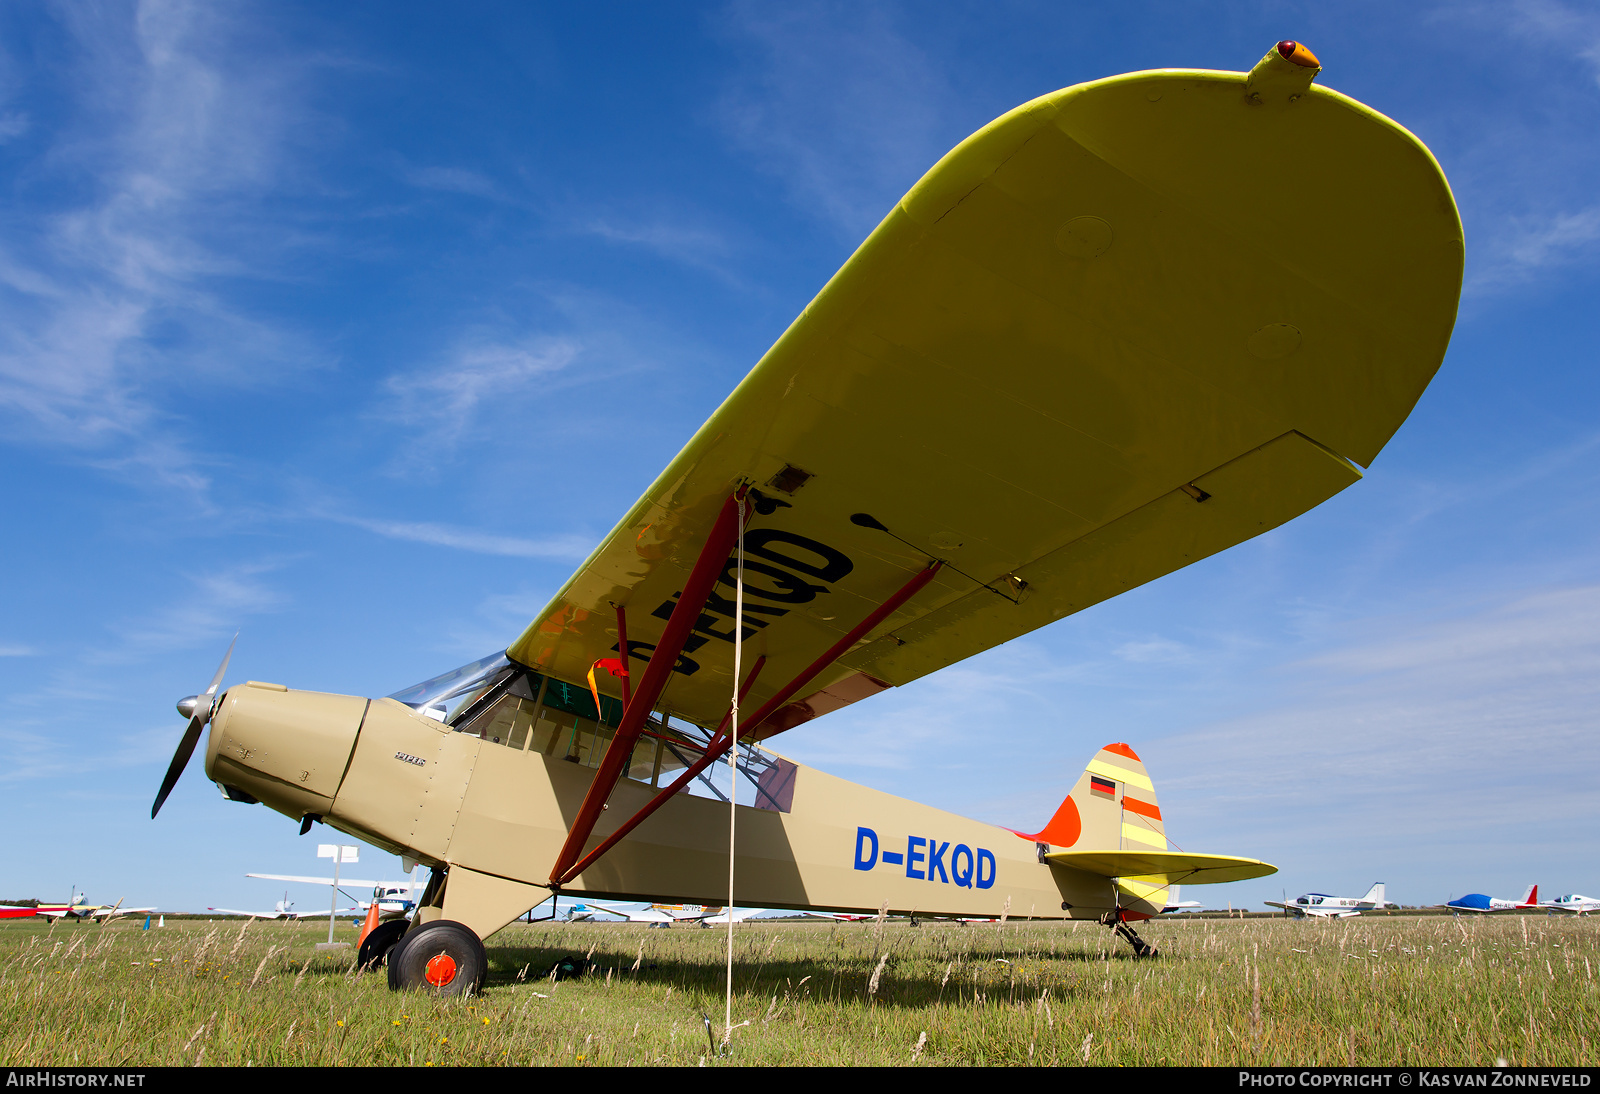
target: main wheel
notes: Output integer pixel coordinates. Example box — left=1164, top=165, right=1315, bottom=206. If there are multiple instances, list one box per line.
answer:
left=386, top=919, right=487, bottom=996
left=357, top=919, right=408, bottom=971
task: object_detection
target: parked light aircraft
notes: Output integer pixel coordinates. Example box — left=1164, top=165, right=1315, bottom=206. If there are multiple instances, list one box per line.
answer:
left=573, top=901, right=770, bottom=926
left=208, top=894, right=358, bottom=920
left=1266, top=883, right=1391, bottom=918
left=1163, top=887, right=1203, bottom=913
left=34, top=897, right=156, bottom=923
left=571, top=901, right=692, bottom=924
left=150, top=42, right=1463, bottom=996
left=247, top=874, right=422, bottom=917
left=1540, top=894, right=1600, bottom=916
left=1443, top=885, right=1538, bottom=914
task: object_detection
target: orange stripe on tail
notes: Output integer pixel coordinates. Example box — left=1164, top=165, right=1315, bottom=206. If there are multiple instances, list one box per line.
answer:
left=1121, top=796, right=1162, bottom=821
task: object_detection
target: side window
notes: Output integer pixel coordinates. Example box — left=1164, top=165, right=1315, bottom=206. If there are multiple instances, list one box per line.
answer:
left=465, top=692, right=537, bottom=747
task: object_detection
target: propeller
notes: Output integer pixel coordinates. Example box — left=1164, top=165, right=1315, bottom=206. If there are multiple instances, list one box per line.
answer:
left=151, top=635, right=236, bottom=819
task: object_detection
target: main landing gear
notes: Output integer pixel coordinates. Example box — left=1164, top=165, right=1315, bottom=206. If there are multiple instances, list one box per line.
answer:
left=386, top=919, right=488, bottom=997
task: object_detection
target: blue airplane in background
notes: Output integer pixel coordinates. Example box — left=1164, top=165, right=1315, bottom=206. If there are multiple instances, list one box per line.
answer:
left=1442, top=884, right=1538, bottom=914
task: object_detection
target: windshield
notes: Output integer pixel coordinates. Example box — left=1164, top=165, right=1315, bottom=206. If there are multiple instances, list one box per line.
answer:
left=387, top=651, right=512, bottom=720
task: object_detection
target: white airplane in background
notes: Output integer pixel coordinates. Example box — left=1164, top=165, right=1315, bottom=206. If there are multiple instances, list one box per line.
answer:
left=247, top=873, right=423, bottom=917
left=208, top=893, right=357, bottom=920
left=1442, top=885, right=1538, bottom=914
left=1163, top=885, right=1202, bottom=913
left=572, top=901, right=770, bottom=926
left=1266, top=883, right=1391, bottom=918
left=1540, top=893, right=1600, bottom=916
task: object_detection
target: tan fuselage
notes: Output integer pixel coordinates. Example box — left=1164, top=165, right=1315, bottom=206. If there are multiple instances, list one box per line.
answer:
left=207, top=683, right=1153, bottom=940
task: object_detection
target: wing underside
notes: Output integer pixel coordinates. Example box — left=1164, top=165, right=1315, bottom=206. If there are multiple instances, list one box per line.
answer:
left=505, top=65, right=1462, bottom=738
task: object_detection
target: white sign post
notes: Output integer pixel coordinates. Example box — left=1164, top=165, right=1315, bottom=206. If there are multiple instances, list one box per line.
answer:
left=317, top=844, right=359, bottom=945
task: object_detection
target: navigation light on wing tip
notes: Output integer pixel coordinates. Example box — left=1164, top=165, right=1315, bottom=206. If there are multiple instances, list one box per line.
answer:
left=1276, top=41, right=1321, bottom=68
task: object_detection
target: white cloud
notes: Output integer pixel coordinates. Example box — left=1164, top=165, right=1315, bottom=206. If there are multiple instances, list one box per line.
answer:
left=1112, top=637, right=1192, bottom=664
left=715, top=0, right=956, bottom=237
left=579, top=216, right=738, bottom=281
left=1469, top=204, right=1600, bottom=291
left=379, top=335, right=580, bottom=449
left=0, top=645, right=35, bottom=657
left=103, top=559, right=286, bottom=661
left=403, top=164, right=503, bottom=200
left=336, top=515, right=592, bottom=561
left=1438, top=1, right=1600, bottom=292
left=0, top=1, right=318, bottom=488
left=1153, top=583, right=1600, bottom=859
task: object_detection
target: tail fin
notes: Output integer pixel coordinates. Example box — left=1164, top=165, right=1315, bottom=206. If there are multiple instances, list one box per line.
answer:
left=1017, top=743, right=1164, bottom=852
left=1521, top=884, right=1537, bottom=906
left=1362, top=883, right=1386, bottom=907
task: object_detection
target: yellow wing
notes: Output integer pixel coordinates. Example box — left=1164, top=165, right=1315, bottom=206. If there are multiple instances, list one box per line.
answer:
left=508, top=50, right=1463, bottom=736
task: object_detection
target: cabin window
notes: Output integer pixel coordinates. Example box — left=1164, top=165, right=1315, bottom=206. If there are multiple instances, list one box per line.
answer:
left=407, top=657, right=796, bottom=811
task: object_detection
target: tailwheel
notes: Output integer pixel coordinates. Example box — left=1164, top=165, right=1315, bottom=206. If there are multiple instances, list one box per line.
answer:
left=357, top=919, right=409, bottom=972
left=386, top=919, right=487, bottom=996
left=1114, top=920, right=1159, bottom=959
left=1100, top=912, right=1159, bottom=958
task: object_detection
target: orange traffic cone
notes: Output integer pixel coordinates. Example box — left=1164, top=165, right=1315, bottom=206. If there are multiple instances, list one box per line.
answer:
left=357, top=901, right=381, bottom=948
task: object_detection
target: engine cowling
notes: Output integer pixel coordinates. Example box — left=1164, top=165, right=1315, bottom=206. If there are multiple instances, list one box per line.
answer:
left=206, top=681, right=367, bottom=823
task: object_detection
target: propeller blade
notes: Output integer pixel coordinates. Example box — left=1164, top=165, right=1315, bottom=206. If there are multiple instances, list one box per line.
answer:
left=152, top=636, right=238, bottom=820
left=205, top=635, right=237, bottom=701
left=151, top=713, right=206, bottom=818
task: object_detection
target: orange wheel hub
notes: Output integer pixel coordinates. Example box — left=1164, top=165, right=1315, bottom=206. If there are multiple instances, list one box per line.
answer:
left=424, top=953, right=458, bottom=987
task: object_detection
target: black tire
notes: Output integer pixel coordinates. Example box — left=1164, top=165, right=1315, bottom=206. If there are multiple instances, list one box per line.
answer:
left=357, top=919, right=408, bottom=972
left=386, top=919, right=487, bottom=996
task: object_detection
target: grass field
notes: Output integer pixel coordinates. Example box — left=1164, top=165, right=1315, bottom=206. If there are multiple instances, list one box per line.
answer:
left=2, top=913, right=1597, bottom=1066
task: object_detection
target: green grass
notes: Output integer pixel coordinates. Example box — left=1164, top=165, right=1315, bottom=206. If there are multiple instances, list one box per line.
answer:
left=2, top=913, right=1597, bottom=1066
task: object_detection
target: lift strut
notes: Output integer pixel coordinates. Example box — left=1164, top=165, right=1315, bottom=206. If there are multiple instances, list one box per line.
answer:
left=550, top=557, right=944, bottom=888
left=547, top=492, right=746, bottom=887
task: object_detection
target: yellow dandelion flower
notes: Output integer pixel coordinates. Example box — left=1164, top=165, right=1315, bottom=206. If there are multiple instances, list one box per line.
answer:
left=576, top=1054, right=587, bottom=1063
left=392, top=1021, right=402, bottom=1026
left=482, top=1017, right=490, bottom=1026
left=336, top=1020, right=344, bottom=1027
left=440, top=1037, right=448, bottom=1044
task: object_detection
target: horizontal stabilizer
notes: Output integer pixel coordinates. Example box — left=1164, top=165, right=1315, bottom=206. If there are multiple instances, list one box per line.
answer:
left=1046, top=850, right=1275, bottom=885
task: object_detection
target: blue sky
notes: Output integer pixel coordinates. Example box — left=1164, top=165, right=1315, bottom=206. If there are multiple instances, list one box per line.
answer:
left=2, top=1, right=1597, bottom=916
